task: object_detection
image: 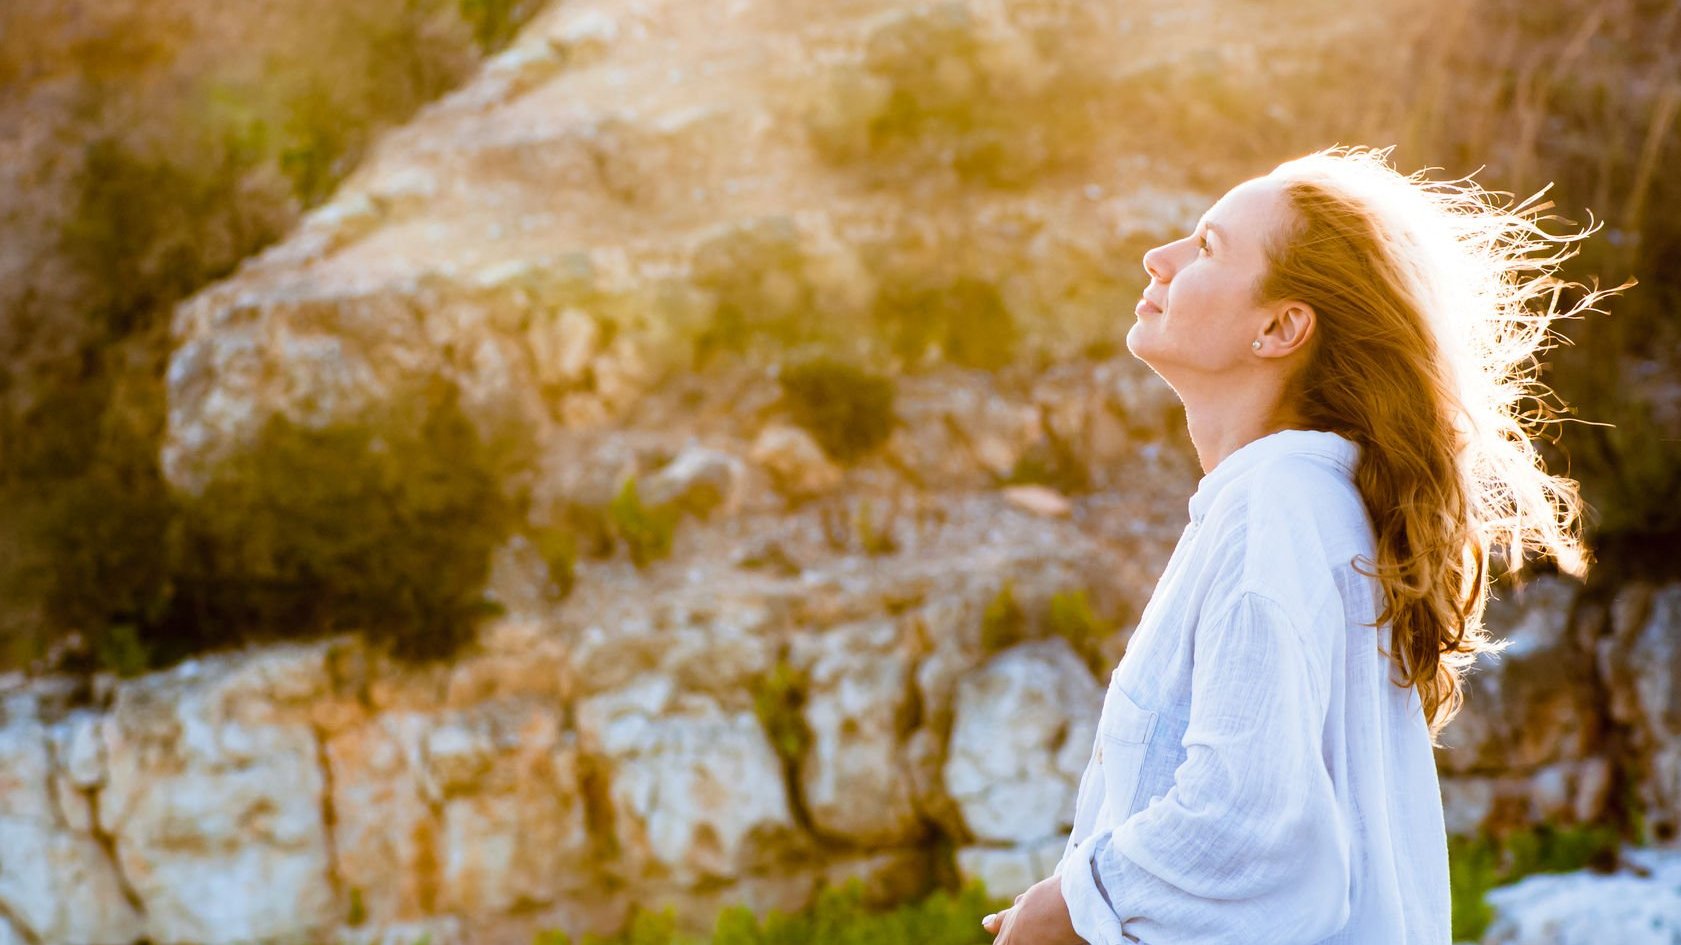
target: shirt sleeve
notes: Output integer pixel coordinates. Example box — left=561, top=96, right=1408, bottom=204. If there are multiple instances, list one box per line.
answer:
left=1058, top=589, right=1352, bottom=945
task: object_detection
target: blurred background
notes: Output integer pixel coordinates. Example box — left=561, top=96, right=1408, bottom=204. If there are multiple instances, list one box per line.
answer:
left=0, top=0, right=1677, bottom=943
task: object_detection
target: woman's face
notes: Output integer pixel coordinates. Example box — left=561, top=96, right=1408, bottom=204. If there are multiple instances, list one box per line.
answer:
left=1127, top=175, right=1297, bottom=386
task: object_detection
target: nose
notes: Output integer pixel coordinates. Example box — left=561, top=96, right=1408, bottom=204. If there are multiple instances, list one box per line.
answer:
left=1142, top=242, right=1172, bottom=285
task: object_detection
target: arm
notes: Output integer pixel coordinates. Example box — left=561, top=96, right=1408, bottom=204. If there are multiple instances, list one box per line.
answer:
left=1058, top=589, right=1352, bottom=945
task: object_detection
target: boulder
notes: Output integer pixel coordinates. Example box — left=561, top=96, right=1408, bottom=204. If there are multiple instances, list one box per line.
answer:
left=0, top=719, right=141, bottom=945
left=326, top=713, right=439, bottom=924
left=640, top=443, right=748, bottom=519
left=790, top=619, right=924, bottom=846
left=750, top=424, right=844, bottom=498
left=1436, top=575, right=1596, bottom=773
left=1598, top=581, right=1681, bottom=843
left=944, top=638, right=1099, bottom=845
left=573, top=674, right=804, bottom=886
left=423, top=702, right=593, bottom=914
left=96, top=656, right=338, bottom=944
left=1434, top=575, right=1608, bottom=834
left=1481, top=846, right=1681, bottom=945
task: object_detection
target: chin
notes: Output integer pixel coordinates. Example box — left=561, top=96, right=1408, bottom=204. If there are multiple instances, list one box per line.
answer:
left=1124, top=330, right=1180, bottom=388
left=1124, top=323, right=1156, bottom=365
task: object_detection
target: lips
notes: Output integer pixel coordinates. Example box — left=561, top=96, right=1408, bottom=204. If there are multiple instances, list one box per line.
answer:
left=1135, top=296, right=1163, bottom=316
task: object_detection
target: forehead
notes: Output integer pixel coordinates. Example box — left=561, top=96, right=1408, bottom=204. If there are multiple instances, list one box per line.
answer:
left=1200, top=176, right=1288, bottom=247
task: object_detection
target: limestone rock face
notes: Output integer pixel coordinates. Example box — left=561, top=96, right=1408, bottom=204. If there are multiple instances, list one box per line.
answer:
left=96, top=653, right=339, bottom=944
left=5, top=546, right=1681, bottom=943
left=573, top=673, right=802, bottom=885
left=325, top=713, right=441, bottom=923
left=153, top=0, right=1406, bottom=495
left=790, top=618, right=924, bottom=846
left=425, top=703, right=593, bottom=914
left=1433, top=575, right=1614, bottom=835
left=1436, top=576, right=1599, bottom=773
left=1599, top=582, right=1681, bottom=843
left=0, top=718, right=141, bottom=945
left=0, top=499, right=1165, bottom=944
left=568, top=605, right=778, bottom=703
left=943, top=639, right=1099, bottom=845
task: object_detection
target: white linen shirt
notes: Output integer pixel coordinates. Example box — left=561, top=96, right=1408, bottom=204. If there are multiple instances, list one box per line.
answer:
left=1055, top=429, right=1452, bottom=944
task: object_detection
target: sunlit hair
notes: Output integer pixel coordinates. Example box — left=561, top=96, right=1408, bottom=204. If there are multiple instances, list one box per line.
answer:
left=1256, top=144, right=1631, bottom=744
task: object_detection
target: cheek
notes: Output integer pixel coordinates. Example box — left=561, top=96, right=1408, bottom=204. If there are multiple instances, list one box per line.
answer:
left=1171, top=273, right=1247, bottom=334
left=1168, top=269, right=1219, bottom=308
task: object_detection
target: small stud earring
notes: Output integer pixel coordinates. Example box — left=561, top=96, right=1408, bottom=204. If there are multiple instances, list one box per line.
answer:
left=1251, top=339, right=1262, bottom=351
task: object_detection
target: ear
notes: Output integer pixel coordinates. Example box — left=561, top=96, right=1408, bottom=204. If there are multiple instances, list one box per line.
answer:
left=1259, top=301, right=1315, bottom=357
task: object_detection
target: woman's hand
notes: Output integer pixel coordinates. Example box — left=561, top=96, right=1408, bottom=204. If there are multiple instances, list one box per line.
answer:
left=980, top=872, right=1087, bottom=944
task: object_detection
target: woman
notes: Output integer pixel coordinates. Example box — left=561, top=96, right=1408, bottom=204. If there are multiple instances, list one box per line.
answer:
left=980, top=145, right=1622, bottom=944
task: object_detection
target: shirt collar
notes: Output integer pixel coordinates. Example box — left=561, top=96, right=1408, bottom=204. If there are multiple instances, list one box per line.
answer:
left=1187, top=428, right=1361, bottom=525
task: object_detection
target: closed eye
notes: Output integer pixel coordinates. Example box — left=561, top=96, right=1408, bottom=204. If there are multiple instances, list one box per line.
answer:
left=1197, top=234, right=1211, bottom=255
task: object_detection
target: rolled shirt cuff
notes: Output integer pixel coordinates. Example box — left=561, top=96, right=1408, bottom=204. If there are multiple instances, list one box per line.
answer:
left=1059, top=829, right=1130, bottom=945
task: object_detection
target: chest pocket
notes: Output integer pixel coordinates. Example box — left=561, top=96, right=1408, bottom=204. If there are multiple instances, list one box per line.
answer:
left=1095, top=678, right=1159, bottom=821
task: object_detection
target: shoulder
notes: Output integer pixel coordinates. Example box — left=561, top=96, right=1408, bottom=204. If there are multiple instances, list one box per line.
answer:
left=1251, top=451, right=1367, bottom=525
left=1203, top=450, right=1367, bottom=541
left=1200, top=452, right=1368, bottom=615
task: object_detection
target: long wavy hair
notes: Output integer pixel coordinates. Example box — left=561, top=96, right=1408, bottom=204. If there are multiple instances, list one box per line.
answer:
left=1255, top=145, right=1631, bottom=744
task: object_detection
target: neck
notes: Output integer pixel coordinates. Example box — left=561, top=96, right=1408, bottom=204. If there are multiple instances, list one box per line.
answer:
left=1175, top=374, right=1301, bottom=475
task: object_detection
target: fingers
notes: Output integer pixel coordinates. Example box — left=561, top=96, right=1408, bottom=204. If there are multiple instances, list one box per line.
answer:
left=984, top=888, right=1028, bottom=936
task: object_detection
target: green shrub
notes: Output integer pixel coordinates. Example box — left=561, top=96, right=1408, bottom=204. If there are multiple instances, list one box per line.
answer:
left=529, top=488, right=668, bottom=583
left=278, top=78, right=354, bottom=208
left=803, top=5, right=1108, bottom=187
left=607, top=475, right=679, bottom=568
left=1448, top=832, right=1499, bottom=939
left=688, top=217, right=832, bottom=365
left=533, top=874, right=1008, bottom=945
left=550, top=498, right=618, bottom=561
left=776, top=355, right=897, bottom=463
left=273, top=0, right=485, bottom=208
left=11, top=134, right=281, bottom=674
left=853, top=497, right=901, bottom=556
left=978, top=579, right=1027, bottom=654
left=23, top=456, right=178, bottom=670
left=61, top=136, right=283, bottom=339
left=1003, top=425, right=1090, bottom=495
left=872, top=276, right=1018, bottom=372
left=9, top=370, right=527, bottom=673
left=979, top=581, right=1120, bottom=676
left=1544, top=328, right=1681, bottom=538
left=164, top=372, right=522, bottom=664
left=1045, top=587, right=1111, bottom=673
left=0, top=350, right=182, bottom=675
left=347, top=886, right=367, bottom=926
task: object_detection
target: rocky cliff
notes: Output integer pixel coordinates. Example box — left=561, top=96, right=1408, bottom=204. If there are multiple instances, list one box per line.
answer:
left=4, top=564, right=1680, bottom=945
